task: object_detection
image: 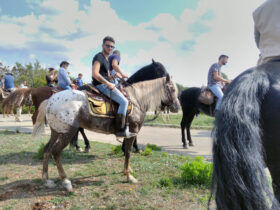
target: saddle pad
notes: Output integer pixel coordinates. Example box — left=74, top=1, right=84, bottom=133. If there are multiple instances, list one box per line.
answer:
left=85, top=91, right=133, bottom=118
left=198, top=88, right=214, bottom=105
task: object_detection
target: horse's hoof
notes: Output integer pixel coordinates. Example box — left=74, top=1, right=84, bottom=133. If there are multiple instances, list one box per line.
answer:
left=45, top=180, right=56, bottom=188
left=183, top=144, right=188, bottom=149
left=128, top=175, right=138, bottom=184
left=62, top=179, right=73, bottom=191
left=189, top=142, right=195, bottom=147
left=84, top=148, right=90, bottom=153
left=76, top=147, right=83, bottom=152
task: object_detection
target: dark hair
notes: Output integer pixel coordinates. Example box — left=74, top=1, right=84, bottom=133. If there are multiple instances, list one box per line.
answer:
left=103, top=36, right=115, bottom=44
left=219, top=55, right=229, bottom=60
left=48, top=67, right=55, bottom=72
left=78, top=73, right=83, bottom=76
left=60, top=61, right=69, bottom=67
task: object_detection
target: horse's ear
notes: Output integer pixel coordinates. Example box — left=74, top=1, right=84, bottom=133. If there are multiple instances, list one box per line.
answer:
left=166, top=74, right=170, bottom=82
left=152, top=59, right=156, bottom=64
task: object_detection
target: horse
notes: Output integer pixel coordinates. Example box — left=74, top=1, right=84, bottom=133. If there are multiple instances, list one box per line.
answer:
left=1, top=88, right=33, bottom=121
left=32, top=74, right=179, bottom=191
left=211, top=59, right=280, bottom=209
left=179, top=84, right=228, bottom=148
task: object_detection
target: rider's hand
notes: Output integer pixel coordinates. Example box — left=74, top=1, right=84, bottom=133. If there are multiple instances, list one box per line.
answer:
left=107, top=83, right=115, bottom=90
left=227, top=80, right=232, bottom=84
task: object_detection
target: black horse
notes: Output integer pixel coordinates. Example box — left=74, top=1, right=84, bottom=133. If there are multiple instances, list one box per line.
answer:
left=71, top=59, right=167, bottom=152
left=212, top=60, right=280, bottom=209
left=179, top=87, right=216, bottom=148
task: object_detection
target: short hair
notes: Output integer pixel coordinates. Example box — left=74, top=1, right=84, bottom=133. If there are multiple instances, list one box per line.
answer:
left=219, top=55, right=229, bottom=60
left=113, top=50, right=120, bottom=55
left=60, top=61, right=70, bottom=67
left=48, top=67, right=55, bottom=72
left=103, top=36, right=115, bottom=44
left=78, top=73, right=83, bottom=76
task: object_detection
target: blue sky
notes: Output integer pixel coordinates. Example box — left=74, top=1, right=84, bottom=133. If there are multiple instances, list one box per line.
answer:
left=0, top=0, right=264, bottom=86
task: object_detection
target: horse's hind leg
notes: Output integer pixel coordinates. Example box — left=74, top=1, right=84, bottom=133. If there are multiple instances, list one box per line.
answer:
left=124, top=136, right=137, bottom=183
left=52, top=129, right=77, bottom=191
left=180, top=114, right=188, bottom=148
left=43, top=130, right=59, bottom=188
left=79, top=128, right=91, bottom=153
left=186, top=112, right=196, bottom=146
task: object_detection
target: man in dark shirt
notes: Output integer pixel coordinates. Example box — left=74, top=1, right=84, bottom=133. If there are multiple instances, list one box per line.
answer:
left=108, top=50, right=128, bottom=86
left=46, top=68, right=58, bottom=87
left=92, top=36, right=134, bottom=138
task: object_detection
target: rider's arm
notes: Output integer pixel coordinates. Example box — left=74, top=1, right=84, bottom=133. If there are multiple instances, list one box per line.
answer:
left=254, top=26, right=260, bottom=49
left=213, top=71, right=230, bottom=83
left=112, top=59, right=127, bottom=78
left=92, top=61, right=114, bottom=88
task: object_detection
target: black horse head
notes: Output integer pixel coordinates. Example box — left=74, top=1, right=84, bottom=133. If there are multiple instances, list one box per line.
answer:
left=126, top=59, right=168, bottom=84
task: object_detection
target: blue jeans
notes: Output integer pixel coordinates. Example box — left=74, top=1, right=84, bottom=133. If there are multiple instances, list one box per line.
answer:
left=60, top=84, right=71, bottom=90
left=209, top=84, right=223, bottom=110
left=96, top=84, right=128, bottom=116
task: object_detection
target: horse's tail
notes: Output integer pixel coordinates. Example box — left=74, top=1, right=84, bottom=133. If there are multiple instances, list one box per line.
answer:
left=32, top=99, right=48, bottom=138
left=2, top=88, right=32, bottom=115
left=212, top=69, right=279, bottom=209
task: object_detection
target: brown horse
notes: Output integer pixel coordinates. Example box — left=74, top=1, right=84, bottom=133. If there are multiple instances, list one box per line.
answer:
left=32, top=75, right=179, bottom=191
left=1, top=88, right=33, bottom=121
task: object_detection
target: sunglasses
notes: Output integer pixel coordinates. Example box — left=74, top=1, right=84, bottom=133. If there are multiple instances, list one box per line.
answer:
left=105, top=44, right=115, bottom=49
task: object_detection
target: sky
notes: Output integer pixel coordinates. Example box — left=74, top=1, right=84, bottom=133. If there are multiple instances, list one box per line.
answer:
left=0, top=0, right=265, bottom=86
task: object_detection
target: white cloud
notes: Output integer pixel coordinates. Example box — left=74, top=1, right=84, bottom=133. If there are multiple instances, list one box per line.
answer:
left=0, top=0, right=267, bottom=87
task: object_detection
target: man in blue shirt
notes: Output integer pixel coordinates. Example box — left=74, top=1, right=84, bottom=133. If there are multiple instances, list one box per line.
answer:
left=4, top=73, right=15, bottom=92
left=108, top=50, right=128, bottom=86
left=207, top=55, right=231, bottom=111
left=58, top=61, right=74, bottom=90
left=75, top=73, right=83, bottom=88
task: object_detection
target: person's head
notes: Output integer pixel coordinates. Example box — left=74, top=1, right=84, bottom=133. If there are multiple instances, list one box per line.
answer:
left=102, top=36, right=115, bottom=56
left=78, top=73, right=83, bottom=79
left=23, top=81, right=27, bottom=85
left=60, top=61, right=70, bottom=69
left=113, top=50, right=120, bottom=57
left=218, top=55, right=229, bottom=65
left=48, top=67, right=55, bottom=75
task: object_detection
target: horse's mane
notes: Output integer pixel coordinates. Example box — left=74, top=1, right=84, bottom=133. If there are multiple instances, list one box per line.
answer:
left=2, top=88, right=33, bottom=114
left=126, top=61, right=168, bottom=84
left=125, top=77, right=177, bottom=111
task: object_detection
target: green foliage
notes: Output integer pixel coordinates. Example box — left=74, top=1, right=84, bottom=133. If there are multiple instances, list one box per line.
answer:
left=181, top=156, right=213, bottom=186
left=0, top=60, right=48, bottom=88
left=36, top=143, right=45, bottom=160
left=176, top=83, right=188, bottom=96
left=141, top=147, right=152, bottom=156
left=112, top=145, right=122, bottom=155
left=146, top=144, right=162, bottom=151
left=159, top=177, right=172, bottom=188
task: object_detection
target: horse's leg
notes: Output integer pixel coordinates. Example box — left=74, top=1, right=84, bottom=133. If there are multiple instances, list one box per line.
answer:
left=167, top=107, right=170, bottom=122
left=186, top=113, right=196, bottom=146
left=70, top=130, right=81, bottom=151
left=79, top=128, right=91, bottom=153
left=52, top=130, right=77, bottom=191
left=133, top=136, right=141, bottom=153
left=43, top=130, right=59, bottom=188
left=32, top=110, right=38, bottom=125
left=124, top=136, right=137, bottom=183
left=180, top=114, right=188, bottom=148
left=15, top=106, right=22, bottom=122
left=28, top=104, right=32, bottom=117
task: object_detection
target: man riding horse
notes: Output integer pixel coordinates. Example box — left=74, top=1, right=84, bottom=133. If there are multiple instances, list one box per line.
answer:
left=92, top=36, right=134, bottom=138
left=207, top=55, right=231, bottom=112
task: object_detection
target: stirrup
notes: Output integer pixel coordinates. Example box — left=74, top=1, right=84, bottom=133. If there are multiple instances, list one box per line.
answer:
left=115, top=125, right=136, bottom=138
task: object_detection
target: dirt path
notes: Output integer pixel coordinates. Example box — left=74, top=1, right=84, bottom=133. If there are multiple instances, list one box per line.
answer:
left=0, top=114, right=213, bottom=159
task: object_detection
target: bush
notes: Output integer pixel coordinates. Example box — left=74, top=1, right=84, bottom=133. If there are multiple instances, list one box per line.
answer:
left=159, top=177, right=172, bottom=187
left=112, top=145, right=122, bottom=155
left=181, top=156, right=212, bottom=186
left=36, top=143, right=45, bottom=160
left=141, top=147, right=152, bottom=156
left=146, top=144, right=162, bottom=151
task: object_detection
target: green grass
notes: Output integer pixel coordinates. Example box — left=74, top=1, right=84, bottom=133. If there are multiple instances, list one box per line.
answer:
left=0, top=131, right=213, bottom=209
left=144, top=113, right=214, bottom=129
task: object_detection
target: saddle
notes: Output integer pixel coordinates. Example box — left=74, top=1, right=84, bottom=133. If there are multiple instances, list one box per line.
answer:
left=198, top=87, right=215, bottom=105
left=1, top=89, right=11, bottom=98
left=84, top=84, right=133, bottom=118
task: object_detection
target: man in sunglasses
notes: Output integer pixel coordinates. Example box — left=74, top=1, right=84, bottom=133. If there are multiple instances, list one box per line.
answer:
left=92, top=36, right=134, bottom=138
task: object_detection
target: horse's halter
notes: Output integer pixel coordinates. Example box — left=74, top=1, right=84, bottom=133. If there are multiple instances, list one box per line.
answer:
left=162, top=80, right=177, bottom=107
